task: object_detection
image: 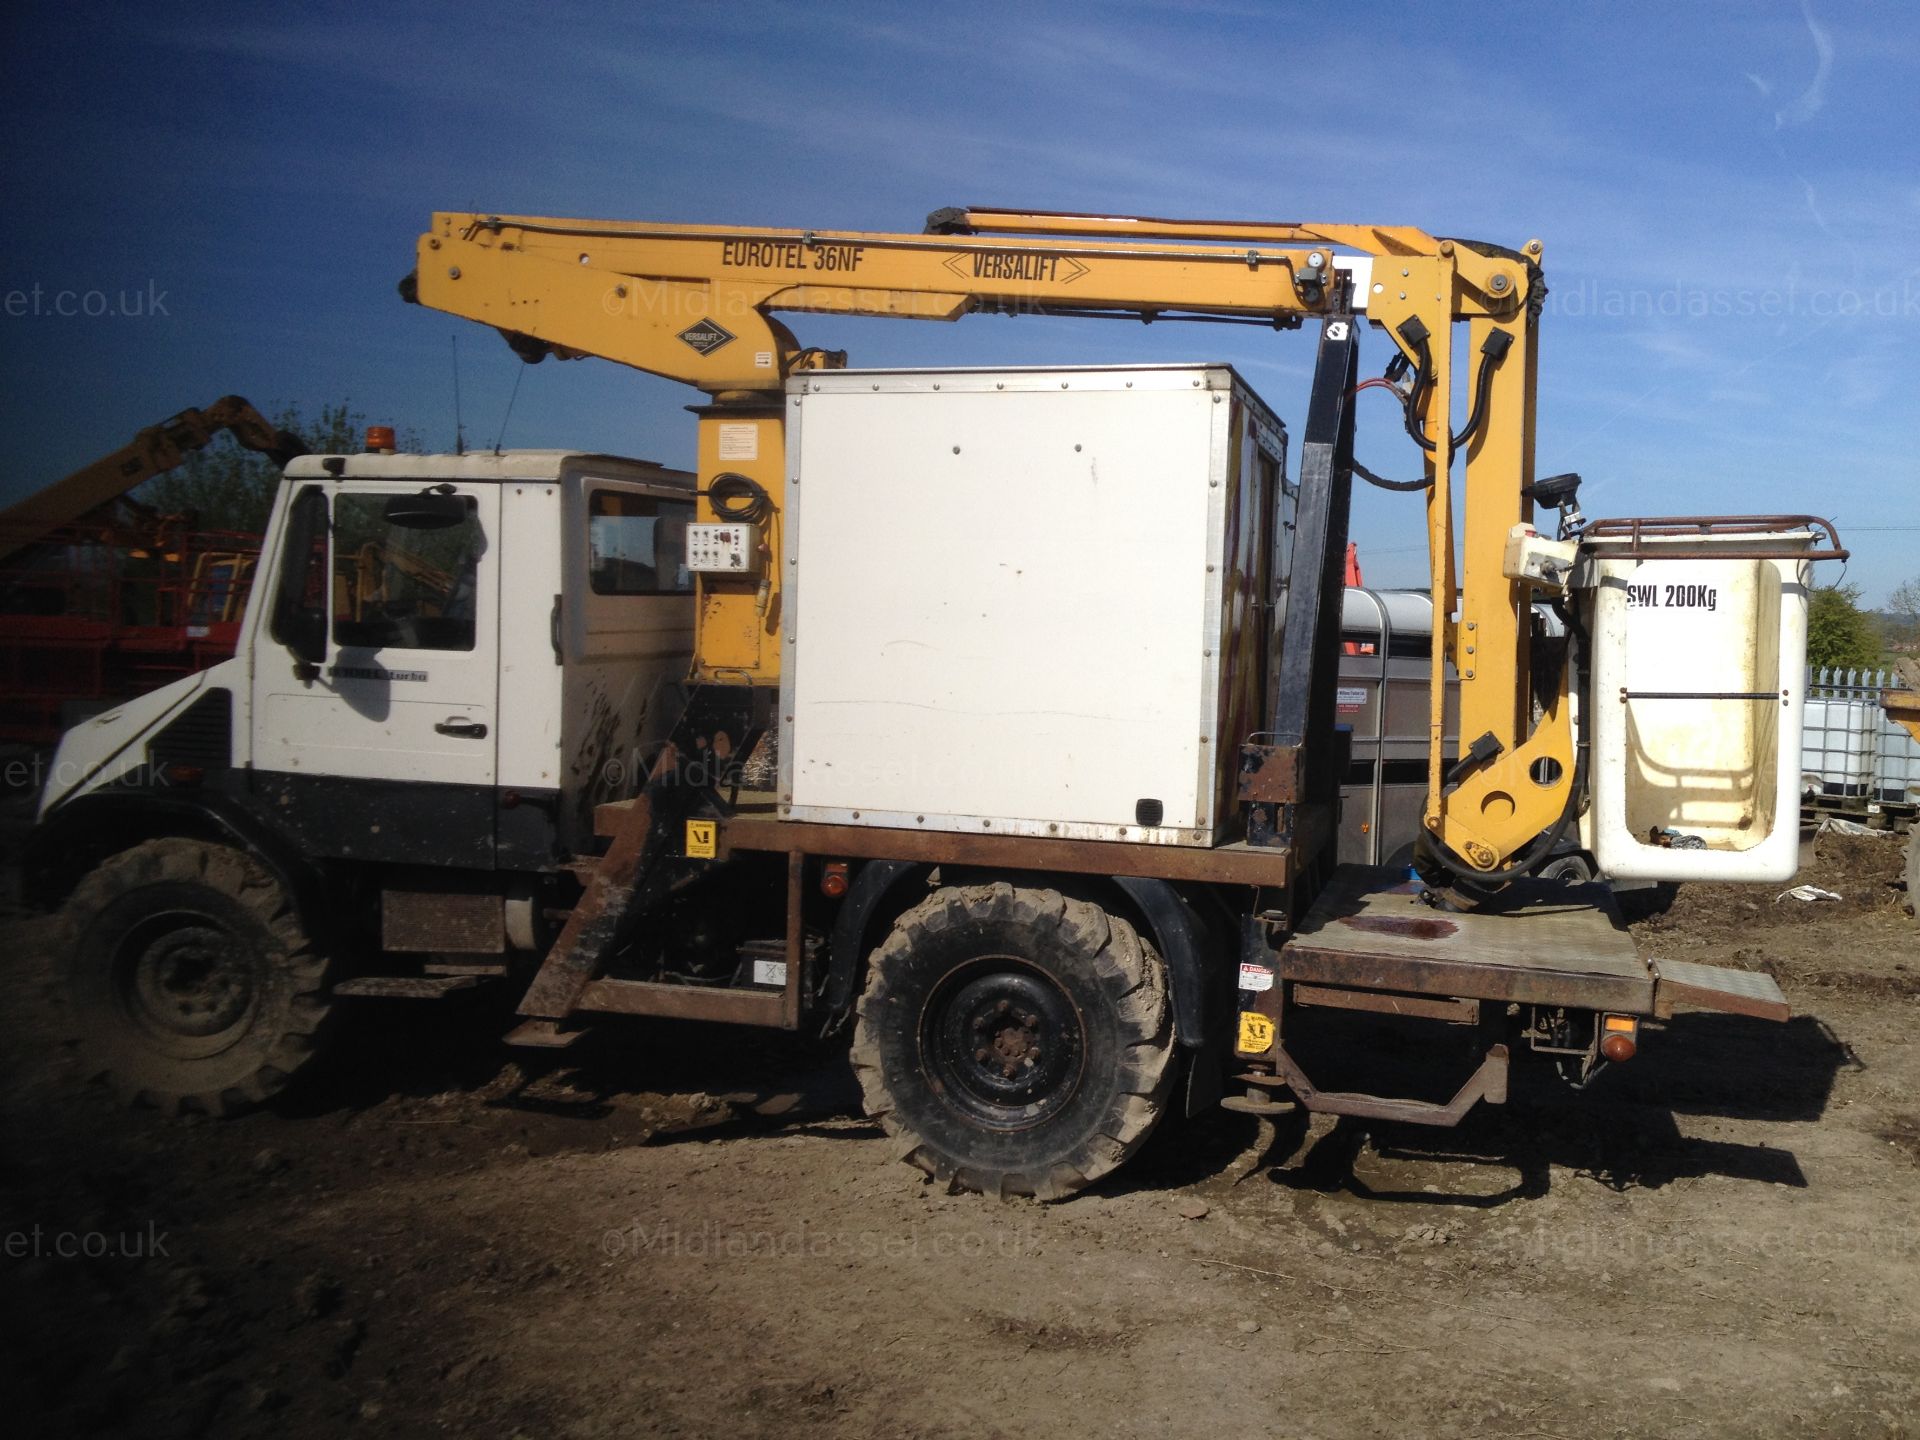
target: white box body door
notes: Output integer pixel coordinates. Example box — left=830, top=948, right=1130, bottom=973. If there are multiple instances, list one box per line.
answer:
left=781, top=367, right=1243, bottom=844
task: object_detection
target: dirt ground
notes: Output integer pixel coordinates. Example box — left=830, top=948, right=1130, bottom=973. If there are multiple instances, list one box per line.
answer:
left=1, top=811, right=1915, bottom=1439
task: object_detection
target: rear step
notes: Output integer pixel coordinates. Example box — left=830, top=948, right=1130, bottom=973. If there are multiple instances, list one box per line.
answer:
left=501, top=1018, right=588, bottom=1049
left=1267, top=1043, right=1511, bottom=1126
left=333, top=975, right=498, bottom=1000
left=423, top=959, right=510, bottom=977
left=1651, top=958, right=1789, bottom=1022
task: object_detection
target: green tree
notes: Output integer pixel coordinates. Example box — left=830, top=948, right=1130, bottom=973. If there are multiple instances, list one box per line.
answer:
left=136, top=401, right=410, bottom=534
left=1806, top=582, right=1885, bottom=673
left=1889, top=575, right=1920, bottom=652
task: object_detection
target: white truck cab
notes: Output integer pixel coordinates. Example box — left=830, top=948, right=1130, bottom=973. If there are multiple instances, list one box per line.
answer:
left=30, top=447, right=697, bottom=1113
left=34, top=447, right=694, bottom=944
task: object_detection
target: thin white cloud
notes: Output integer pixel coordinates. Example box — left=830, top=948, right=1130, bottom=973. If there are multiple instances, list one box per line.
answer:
left=1773, top=1, right=1834, bottom=128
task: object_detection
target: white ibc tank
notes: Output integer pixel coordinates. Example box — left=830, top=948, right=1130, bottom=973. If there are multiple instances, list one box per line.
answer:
left=1801, top=695, right=1877, bottom=798
left=1585, top=525, right=1816, bottom=882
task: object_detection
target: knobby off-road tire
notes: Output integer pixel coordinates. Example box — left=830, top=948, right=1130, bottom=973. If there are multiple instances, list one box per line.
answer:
left=851, top=883, right=1176, bottom=1201
left=63, top=838, right=335, bottom=1114
left=1906, top=826, right=1919, bottom=918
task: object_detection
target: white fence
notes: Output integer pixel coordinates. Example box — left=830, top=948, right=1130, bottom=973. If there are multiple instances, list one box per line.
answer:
left=1803, top=667, right=1920, bottom=807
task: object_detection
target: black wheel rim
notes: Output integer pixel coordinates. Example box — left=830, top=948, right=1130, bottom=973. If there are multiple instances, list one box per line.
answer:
left=921, top=956, right=1085, bottom=1130
left=116, top=908, right=260, bottom=1059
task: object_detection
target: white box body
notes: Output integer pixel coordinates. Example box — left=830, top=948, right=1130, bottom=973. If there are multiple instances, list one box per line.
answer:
left=1583, top=532, right=1814, bottom=882
left=779, top=365, right=1289, bottom=846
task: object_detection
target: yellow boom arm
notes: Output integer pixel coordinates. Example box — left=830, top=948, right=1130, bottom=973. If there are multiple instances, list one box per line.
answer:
left=0, top=396, right=304, bottom=562
left=406, top=207, right=1562, bottom=874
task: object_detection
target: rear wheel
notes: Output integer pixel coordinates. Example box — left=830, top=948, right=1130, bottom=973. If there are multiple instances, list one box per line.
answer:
left=63, top=839, right=334, bottom=1114
left=1905, top=825, right=1918, bottom=918
left=851, top=883, right=1175, bottom=1200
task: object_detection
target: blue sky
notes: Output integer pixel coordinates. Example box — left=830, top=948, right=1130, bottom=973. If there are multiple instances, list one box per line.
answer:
left=2, top=0, right=1914, bottom=601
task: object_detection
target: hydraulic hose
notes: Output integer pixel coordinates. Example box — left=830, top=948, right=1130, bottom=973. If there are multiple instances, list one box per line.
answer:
left=705, top=472, right=772, bottom=523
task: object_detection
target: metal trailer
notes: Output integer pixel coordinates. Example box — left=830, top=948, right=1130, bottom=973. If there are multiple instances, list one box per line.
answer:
left=0, top=396, right=303, bottom=745
left=0, top=521, right=263, bottom=744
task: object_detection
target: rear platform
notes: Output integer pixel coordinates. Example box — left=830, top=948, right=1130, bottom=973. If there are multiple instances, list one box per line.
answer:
left=1281, top=866, right=1788, bottom=1021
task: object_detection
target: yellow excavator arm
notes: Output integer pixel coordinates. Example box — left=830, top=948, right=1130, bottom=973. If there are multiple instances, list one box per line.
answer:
left=404, top=206, right=1562, bottom=876
left=0, top=396, right=305, bottom=562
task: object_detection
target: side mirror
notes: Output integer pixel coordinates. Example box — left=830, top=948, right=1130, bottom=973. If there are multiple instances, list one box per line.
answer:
left=383, top=491, right=470, bottom=530
left=269, top=487, right=329, bottom=668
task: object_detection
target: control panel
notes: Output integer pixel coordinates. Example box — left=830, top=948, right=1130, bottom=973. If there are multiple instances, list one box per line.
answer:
left=687, top=522, right=760, bottom=575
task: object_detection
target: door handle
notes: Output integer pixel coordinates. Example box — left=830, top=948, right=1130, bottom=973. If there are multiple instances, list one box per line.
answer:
left=435, top=717, right=489, bottom=739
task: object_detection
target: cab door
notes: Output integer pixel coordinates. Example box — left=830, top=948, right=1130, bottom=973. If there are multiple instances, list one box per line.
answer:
left=250, top=482, right=502, bottom=865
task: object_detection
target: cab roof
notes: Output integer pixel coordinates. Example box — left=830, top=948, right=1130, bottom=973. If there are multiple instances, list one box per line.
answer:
left=282, top=450, right=693, bottom=485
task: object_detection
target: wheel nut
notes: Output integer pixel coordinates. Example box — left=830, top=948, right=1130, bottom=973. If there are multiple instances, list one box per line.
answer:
left=1021, top=1012, right=1039, bottom=1029
left=995, top=999, right=1011, bottom=1014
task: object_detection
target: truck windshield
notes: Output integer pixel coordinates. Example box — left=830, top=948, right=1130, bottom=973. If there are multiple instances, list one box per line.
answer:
left=332, top=494, right=482, bottom=651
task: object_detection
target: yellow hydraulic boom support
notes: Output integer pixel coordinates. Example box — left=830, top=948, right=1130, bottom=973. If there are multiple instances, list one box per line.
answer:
left=406, top=206, right=1562, bottom=876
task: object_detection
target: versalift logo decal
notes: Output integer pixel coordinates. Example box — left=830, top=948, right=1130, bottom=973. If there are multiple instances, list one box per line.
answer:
left=677, top=318, right=736, bottom=355
left=942, top=252, right=1088, bottom=284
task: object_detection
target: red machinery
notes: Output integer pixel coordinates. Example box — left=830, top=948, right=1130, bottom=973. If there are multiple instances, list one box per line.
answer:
left=0, top=398, right=301, bottom=744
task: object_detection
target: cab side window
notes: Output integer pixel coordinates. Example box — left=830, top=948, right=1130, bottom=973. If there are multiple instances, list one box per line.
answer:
left=588, top=490, right=693, bottom=595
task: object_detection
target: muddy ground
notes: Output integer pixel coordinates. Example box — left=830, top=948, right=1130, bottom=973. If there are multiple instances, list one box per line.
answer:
left=1, top=815, right=1915, bottom=1439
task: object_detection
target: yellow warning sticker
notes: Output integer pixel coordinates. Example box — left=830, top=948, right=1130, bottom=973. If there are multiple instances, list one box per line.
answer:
left=685, top=819, right=717, bottom=859
left=1237, top=1011, right=1275, bottom=1054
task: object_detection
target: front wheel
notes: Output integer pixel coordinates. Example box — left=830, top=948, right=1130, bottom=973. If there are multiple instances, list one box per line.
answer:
left=851, top=883, right=1175, bottom=1200
left=63, top=839, right=335, bottom=1114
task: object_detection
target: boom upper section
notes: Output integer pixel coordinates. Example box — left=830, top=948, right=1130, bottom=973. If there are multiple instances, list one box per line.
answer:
left=408, top=207, right=1529, bottom=392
